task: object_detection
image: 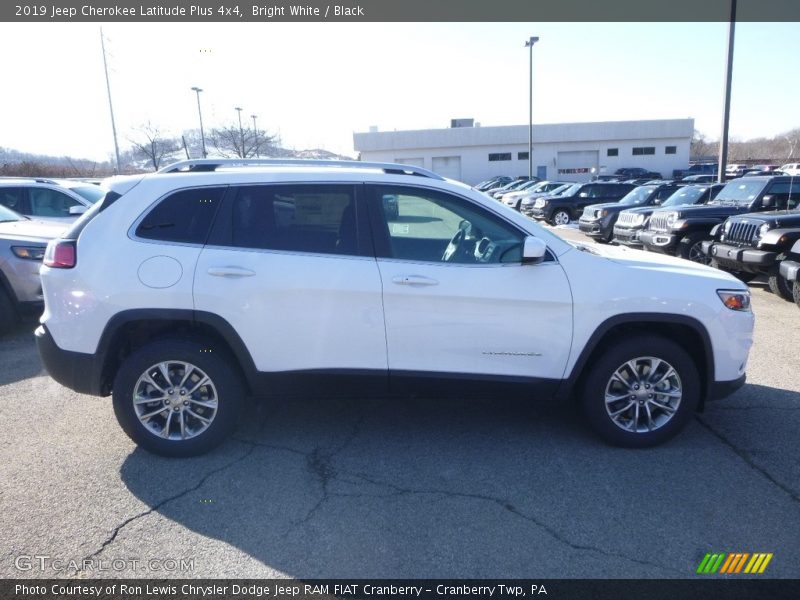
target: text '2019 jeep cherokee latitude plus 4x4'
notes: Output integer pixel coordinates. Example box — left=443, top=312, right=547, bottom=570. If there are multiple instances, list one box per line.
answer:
left=36, top=159, right=753, bottom=457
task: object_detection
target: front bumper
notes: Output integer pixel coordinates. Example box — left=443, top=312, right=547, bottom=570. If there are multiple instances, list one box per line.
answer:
left=35, top=324, right=105, bottom=396
left=779, top=259, right=800, bottom=282
left=612, top=226, right=643, bottom=247
left=639, top=230, right=679, bottom=253
left=706, top=243, right=777, bottom=269
left=578, top=217, right=613, bottom=239
left=527, top=207, right=549, bottom=220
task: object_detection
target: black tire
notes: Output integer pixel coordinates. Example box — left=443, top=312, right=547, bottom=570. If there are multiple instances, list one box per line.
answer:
left=112, top=337, right=245, bottom=457
left=0, top=288, right=19, bottom=335
left=768, top=272, right=793, bottom=301
left=793, top=280, right=800, bottom=310
left=678, top=232, right=711, bottom=264
left=550, top=209, right=571, bottom=226
left=709, top=259, right=757, bottom=284
left=581, top=335, right=700, bottom=448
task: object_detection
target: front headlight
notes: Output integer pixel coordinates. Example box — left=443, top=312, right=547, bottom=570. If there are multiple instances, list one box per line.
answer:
left=535, top=198, right=546, bottom=208
left=632, top=214, right=645, bottom=226
left=665, top=212, right=679, bottom=228
left=11, top=246, right=46, bottom=261
left=718, top=290, right=751, bottom=312
left=758, top=223, right=770, bottom=238
left=596, top=209, right=608, bottom=218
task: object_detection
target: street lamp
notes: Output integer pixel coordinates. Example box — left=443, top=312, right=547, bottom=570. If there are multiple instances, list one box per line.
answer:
left=525, top=36, right=539, bottom=180
left=235, top=107, right=244, bottom=158
left=251, top=114, right=259, bottom=158
left=191, top=87, right=207, bottom=158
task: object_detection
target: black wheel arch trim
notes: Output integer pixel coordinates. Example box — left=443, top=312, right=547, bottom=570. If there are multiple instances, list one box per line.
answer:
left=556, top=312, right=715, bottom=405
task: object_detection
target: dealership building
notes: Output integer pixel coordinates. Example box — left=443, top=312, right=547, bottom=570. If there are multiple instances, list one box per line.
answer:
left=353, top=118, right=693, bottom=185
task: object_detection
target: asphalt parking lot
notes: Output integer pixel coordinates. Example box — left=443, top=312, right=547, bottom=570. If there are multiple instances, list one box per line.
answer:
left=1, top=229, right=798, bottom=580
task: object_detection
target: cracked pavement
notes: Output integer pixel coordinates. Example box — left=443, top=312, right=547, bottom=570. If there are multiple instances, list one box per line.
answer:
left=1, top=284, right=798, bottom=579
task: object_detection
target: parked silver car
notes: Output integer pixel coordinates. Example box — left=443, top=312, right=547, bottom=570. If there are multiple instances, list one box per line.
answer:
left=0, top=204, right=66, bottom=333
left=0, top=177, right=105, bottom=223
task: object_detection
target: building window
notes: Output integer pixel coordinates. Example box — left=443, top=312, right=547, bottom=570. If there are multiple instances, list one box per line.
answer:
left=489, top=153, right=512, bottom=162
left=607, top=148, right=619, bottom=157
left=633, top=147, right=656, bottom=156
left=665, top=146, right=677, bottom=154
left=518, top=152, right=529, bottom=160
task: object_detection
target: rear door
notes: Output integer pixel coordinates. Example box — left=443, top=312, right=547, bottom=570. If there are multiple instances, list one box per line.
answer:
left=193, top=183, right=387, bottom=387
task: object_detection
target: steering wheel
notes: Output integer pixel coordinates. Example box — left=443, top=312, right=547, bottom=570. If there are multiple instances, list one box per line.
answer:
left=442, top=220, right=476, bottom=262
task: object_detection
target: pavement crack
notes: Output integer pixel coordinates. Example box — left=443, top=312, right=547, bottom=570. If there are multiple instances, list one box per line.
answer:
left=696, top=415, right=800, bottom=503
left=80, top=444, right=256, bottom=566
left=339, top=471, right=682, bottom=575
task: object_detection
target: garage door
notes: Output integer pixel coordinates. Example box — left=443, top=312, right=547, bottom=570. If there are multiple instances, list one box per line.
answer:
left=556, top=150, right=598, bottom=182
left=432, top=156, right=462, bottom=181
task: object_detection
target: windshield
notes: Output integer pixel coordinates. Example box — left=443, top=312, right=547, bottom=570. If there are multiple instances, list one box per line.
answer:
left=69, top=185, right=106, bottom=204
left=662, top=186, right=706, bottom=207
left=712, top=179, right=768, bottom=205
left=0, top=204, right=24, bottom=222
left=558, top=184, right=581, bottom=197
left=548, top=183, right=571, bottom=195
left=516, top=180, right=540, bottom=192
left=619, top=186, right=655, bottom=206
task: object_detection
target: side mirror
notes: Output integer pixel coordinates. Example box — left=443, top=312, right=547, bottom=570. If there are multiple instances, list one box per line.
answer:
left=69, top=205, right=87, bottom=215
left=522, top=236, right=547, bottom=265
left=762, top=195, right=775, bottom=208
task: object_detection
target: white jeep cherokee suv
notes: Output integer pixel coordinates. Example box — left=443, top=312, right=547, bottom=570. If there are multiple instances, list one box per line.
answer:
left=36, top=159, right=753, bottom=457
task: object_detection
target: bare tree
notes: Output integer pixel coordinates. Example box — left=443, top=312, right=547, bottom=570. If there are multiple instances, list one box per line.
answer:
left=781, top=127, right=800, bottom=161
left=690, top=129, right=716, bottom=159
left=128, top=122, right=181, bottom=171
left=209, top=123, right=277, bottom=158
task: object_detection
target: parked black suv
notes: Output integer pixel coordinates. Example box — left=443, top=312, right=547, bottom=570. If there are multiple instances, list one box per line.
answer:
left=578, top=183, right=683, bottom=243
left=528, top=182, right=636, bottom=226
left=613, top=184, right=723, bottom=248
left=673, top=163, right=718, bottom=180
left=640, top=176, right=800, bottom=263
left=614, top=167, right=662, bottom=180
left=702, top=210, right=800, bottom=296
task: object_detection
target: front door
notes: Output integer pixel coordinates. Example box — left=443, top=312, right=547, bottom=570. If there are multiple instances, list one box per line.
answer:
left=367, top=184, right=573, bottom=386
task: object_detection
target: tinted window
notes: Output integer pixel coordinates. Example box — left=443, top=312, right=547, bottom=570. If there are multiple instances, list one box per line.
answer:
left=374, top=186, right=524, bottom=264
left=765, top=181, right=800, bottom=210
left=29, top=188, right=81, bottom=217
left=0, top=187, right=25, bottom=212
left=665, top=146, right=677, bottom=154
left=607, top=148, right=619, bottom=157
left=136, top=187, right=225, bottom=244
left=518, top=152, right=529, bottom=160
left=488, top=153, right=512, bottom=161
left=632, top=147, right=656, bottom=155
left=229, top=185, right=358, bottom=255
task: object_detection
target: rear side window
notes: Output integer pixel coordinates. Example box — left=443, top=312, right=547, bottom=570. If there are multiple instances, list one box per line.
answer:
left=228, top=184, right=358, bottom=255
left=0, top=187, right=26, bottom=212
left=136, top=187, right=225, bottom=244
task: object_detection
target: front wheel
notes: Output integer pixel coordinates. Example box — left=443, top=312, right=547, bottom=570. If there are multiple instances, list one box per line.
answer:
left=768, top=271, right=793, bottom=301
left=581, top=335, right=700, bottom=447
left=678, top=232, right=711, bottom=264
left=550, top=209, right=571, bottom=226
left=112, top=338, right=245, bottom=457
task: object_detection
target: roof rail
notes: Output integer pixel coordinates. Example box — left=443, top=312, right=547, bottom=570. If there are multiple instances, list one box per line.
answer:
left=0, top=176, right=57, bottom=184
left=157, top=158, right=445, bottom=180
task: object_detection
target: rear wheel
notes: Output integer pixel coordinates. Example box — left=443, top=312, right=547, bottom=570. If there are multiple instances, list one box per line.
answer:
left=112, top=338, right=245, bottom=457
left=768, top=271, right=793, bottom=301
left=678, top=232, right=711, bottom=264
left=581, top=335, right=699, bottom=447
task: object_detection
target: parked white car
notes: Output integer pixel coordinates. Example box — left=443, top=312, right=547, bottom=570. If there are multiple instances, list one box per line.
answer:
left=37, top=159, right=753, bottom=456
left=780, top=163, right=800, bottom=176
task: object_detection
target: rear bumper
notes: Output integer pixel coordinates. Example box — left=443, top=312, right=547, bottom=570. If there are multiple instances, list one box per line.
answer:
left=35, top=325, right=105, bottom=396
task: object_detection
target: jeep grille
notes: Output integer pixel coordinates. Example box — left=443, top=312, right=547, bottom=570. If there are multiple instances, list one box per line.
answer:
left=725, top=221, right=760, bottom=246
left=648, top=213, right=671, bottom=232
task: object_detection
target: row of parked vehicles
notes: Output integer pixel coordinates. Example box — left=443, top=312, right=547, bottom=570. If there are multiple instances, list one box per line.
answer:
left=476, top=173, right=800, bottom=310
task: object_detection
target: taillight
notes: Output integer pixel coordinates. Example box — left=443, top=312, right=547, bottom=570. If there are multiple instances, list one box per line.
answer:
left=43, top=240, right=76, bottom=268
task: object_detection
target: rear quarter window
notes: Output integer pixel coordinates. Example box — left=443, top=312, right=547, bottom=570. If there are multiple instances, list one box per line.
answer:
left=135, top=187, right=225, bottom=244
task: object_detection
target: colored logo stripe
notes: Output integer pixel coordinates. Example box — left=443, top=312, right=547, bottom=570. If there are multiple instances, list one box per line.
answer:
left=698, top=553, right=773, bottom=574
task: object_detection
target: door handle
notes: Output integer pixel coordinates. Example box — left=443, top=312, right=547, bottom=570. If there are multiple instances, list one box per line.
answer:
left=391, top=275, right=439, bottom=286
left=207, top=267, right=256, bottom=278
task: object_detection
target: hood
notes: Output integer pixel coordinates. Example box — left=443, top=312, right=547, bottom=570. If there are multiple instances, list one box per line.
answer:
left=0, top=219, right=67, bottom=242
left=569, top=242, right=744, bottom=286
left=728, top=209, right=800, bottom=227
left=665, top=203, right=751, bottom=219
left=585, top=202, right=636, bottom=213
left=620, top=206, right=658, bottom=216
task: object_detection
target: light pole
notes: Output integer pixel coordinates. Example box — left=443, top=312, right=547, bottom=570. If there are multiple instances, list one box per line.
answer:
left=718, top=0, right=736, bottom=183
left=191, top=87, right=207, bottom=158
left=100, top=28, right=121, bottom=174
left=235, top=107, right=245, bottom=158
left=525, top=36, right=539, bottom=180
left=251, top=114, right=259, bottom=157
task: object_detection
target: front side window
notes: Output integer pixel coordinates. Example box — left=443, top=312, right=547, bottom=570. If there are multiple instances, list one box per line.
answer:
left=29, top=188, right=82, bottom=217
left=373, top=186, right=524, bottom=264
left=764, top=181, right=800, bottom=210
left=136, top=187, right=225, bottom=244
left=229, top=185, right=358, bottom=255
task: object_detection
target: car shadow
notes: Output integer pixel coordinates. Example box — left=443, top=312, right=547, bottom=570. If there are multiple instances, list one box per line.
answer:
left=117, top=381, right=800, bottom=577
left=0, top=317, right=46, bottom=387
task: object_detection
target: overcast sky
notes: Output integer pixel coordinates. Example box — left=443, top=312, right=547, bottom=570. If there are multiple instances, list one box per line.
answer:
left=1, top=21, right=798, bottom=161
